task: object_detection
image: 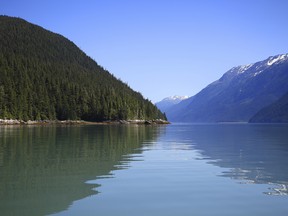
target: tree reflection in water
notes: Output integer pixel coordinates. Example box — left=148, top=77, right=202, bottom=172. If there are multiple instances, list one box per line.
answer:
left=0, top=125, right=163, bottom=216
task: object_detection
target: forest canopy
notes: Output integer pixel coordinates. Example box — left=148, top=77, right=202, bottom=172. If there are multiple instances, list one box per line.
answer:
left=0, top=16, right=166, bottom=121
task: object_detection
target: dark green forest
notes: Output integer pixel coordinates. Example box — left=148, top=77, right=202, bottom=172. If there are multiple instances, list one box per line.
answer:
left=0, top=16, right=166, bottom=121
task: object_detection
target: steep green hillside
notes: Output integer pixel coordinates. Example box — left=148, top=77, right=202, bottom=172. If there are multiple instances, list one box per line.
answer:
left=249, top=91, right=288, bottom=123
left=0, top=16, right=166, bottom=121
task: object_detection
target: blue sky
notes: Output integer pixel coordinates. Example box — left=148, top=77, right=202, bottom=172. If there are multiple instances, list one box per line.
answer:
left=1, top=0, right=288, bottom=102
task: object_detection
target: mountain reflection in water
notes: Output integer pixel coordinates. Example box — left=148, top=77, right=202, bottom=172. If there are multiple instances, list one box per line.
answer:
left=1, top=123, right=287, bottom=216
left=0, top=125, right=162, bottom=216
left=169, top=123, right=288, bottom=195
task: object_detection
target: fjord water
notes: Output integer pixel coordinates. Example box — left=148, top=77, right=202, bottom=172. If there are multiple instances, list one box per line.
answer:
left=0, top=124, right=288, bottom=215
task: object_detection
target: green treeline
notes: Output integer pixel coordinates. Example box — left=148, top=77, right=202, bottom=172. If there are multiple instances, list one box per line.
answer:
left=0, top=16, right=166, bottom=121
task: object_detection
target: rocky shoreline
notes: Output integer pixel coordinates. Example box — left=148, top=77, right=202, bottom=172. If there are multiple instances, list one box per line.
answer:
left=118, top=119, right=170, bottom=125
left=0, top=119, right=170, bottom=126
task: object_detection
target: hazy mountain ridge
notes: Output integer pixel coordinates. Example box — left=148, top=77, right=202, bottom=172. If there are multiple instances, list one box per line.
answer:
left=155, top=95, right=188, bottom=113
left=167, top=54, right=288, bottom=122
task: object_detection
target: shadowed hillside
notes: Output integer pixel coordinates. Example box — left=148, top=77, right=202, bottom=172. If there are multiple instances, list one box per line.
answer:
left=167, top=54, right=288, bottom=122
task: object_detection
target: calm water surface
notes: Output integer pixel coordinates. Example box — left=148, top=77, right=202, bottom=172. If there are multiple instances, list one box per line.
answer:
left=0, top=123, right=288, bottom=215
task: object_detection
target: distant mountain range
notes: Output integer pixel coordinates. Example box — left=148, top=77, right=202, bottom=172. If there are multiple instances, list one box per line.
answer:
left=166, top=54, right=288, bottom=123
left=155, top=95, right=188, bottom=113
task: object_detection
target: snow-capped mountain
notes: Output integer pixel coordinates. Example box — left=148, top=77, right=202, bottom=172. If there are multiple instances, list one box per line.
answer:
left=223, top=53, right=288, bottom=77
left=155, top=95, right=189, bottom=113
left=167, top=53, right=288, bottom=122
left=160, top=95, right=189, bottom=104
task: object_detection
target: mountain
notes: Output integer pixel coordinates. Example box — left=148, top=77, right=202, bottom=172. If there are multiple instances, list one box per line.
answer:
left=249, top=91, right=288, bottom=123
left=0, top=16, right=166, bottom=121
left=167, top=54, right=288, bottom=122
left=155, top=95, right=188, bottom=113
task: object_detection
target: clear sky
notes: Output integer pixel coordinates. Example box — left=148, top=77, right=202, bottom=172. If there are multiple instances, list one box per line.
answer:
left=1, top=0, right=288, bottom=102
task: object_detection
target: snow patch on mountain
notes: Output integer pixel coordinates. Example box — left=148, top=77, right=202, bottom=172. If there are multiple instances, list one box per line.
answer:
left=228, top=53, right=288, bottom=79
left=237, top=63, right=254, bottom=74
left=162, top=95, right=189, bottom=103
left=267, top=54, right=288, bottom=66
left=156, top=95, right=189, bottom=113
left=253, top=70, right=263, bottom=77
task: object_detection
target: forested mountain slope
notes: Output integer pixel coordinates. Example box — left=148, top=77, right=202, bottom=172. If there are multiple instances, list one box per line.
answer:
left=0, top=16, right=166, bottom=121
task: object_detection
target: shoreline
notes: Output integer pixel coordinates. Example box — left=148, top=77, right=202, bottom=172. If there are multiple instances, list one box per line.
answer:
left=0, top=119, right=170, bottom=126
